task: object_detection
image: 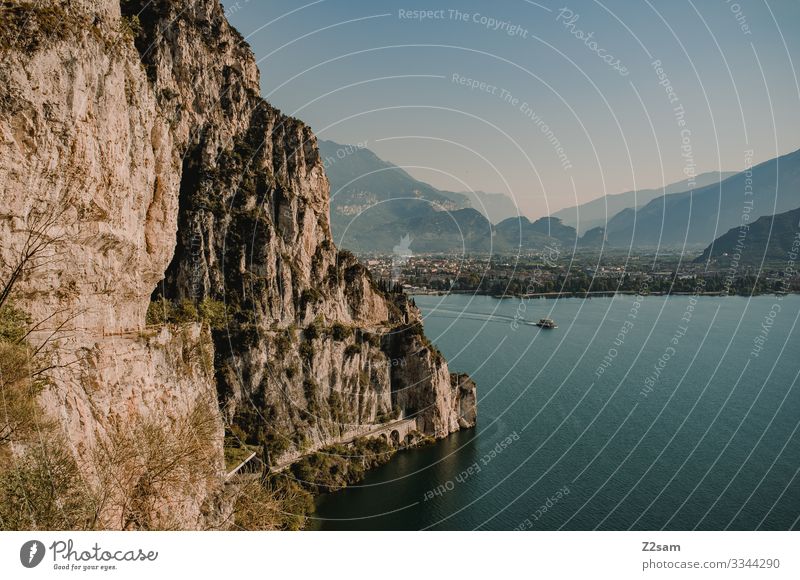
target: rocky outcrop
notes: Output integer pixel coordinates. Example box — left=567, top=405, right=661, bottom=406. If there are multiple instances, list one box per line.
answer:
left=0, top=0, right=224, bottom=529
left=0, top=2, right=177, bottom=333
left=383, top=327, right=477, bottom=437
left=0, top=0, right=476, bottom=528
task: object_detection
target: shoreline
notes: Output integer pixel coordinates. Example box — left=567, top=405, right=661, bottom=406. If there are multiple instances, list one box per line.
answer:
left=410, top=290, right=797, bottom=299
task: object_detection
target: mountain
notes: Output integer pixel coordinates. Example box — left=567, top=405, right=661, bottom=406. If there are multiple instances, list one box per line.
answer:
left=695, top=207, right=800, bottom=264
left=322, top=140, right=534, bottom=252
left=459, top=190, right=521, bottom=223
left=495, top=216, right=578, bottom=251
left=553, top=171, right=736, bottom=234
left=322, top=140, right=578, bottom=253
left=578, top=226, right=607, bottom=247
left=321, top=140, right=472, bottom=213
left=0, top=0, right=474, bottom=529
left=380, top=207, right=494, bottom=253
left=321, top=140, right=472, bottom=248
left=603, top=150, right=800, bottom=248
left=332, top=202, right=580, bottom=254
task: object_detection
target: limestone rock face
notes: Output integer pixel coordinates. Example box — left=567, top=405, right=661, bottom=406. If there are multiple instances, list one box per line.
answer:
left=0, top=0, right=223, bottom=529
left=0, top=0, right=224, bottom=528
left=384, top=330, right=478, bottom=437
left=0, top=0, right=476, bottom=528
left=452, top=374, right=478, bottom=429
left=40, top=325, right=222, bottom=529
left=0, top=4, right=176, bottom=333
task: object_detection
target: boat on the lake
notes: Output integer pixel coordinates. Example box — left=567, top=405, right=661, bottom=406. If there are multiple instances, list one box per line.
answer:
left=535, top=318, right=558, bottom=329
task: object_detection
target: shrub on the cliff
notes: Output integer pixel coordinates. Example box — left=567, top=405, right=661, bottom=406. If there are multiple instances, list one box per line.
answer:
left=344, top=343, right=361, bottom=358
left=289, top=438, right=395, bottom=494
left=292, top=429, right=310, bottom=450
left=92, top=397, right=220, bottom=530
left=290, top=446, right=349, bottom=493
left=0, top=343, right=41, bottom=452
left=0, top=303, right=29, bottom=343
left=118, top=15, right=142, bottom=41
left=337, top=249, right=356, bottom=264
left=0, top=2, right=78, bottom=52
left=0, top=437, right=97, bottom=530
left=198, top=298, right=227, bottom=330
left=257, top=404, right=291, bottom=463
left=145, top=297, right=197, bottom=325
left=327, top=391, right=348, bottom=426
left=299, top=288, right=322, bottom=312
left=303, top=318, right=322, bottom=341
left=229, top=475, right=313, bottom=531
left=145, top=298, right=170, bottom=325
left=299, top=340, right=314, bottom=361
left=262, top=429, right=291, bottom=462
left=326, top=264, right=342, bottom=285
left=274, top=327, right=295, bottom=353
left=0, top=304, right=46, bottom=454
left=173, top=299, right=198, bottom=323
left=146, top=297, right=227, bottom=330
left=331, top=322, right=351, bottom=341
left=303, top=379, right=320, bottom=416
left=375, top=409, right=393, bottom=423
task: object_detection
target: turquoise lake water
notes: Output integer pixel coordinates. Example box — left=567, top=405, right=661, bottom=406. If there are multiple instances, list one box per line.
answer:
left=312, top=294, right=800, bottom=530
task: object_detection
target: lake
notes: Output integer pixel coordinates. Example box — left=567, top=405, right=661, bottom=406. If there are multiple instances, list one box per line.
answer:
left=311, top=294, right=800, bottom=530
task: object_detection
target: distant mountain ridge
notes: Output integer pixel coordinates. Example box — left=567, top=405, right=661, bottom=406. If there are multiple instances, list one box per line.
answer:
left=321, top=139, right=469, bottom=246
left=695, top=206, right=800, bottom=265
left=603, top=148, right=800, bottom=247
left=323, top=139, right=800, bottom=255
left=553, top=171, right=736, bottom=235
left=321, top=140, right=470, bottom=211
left=321, top=140, right=524, bottom=251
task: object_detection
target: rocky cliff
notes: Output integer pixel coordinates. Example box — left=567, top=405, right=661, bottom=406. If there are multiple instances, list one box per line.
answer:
left=1, top=0, right=224, bottom=529
left=0, top=0, right=475, bottom=528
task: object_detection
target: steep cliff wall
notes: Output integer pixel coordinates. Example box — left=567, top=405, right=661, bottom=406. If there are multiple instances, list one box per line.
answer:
left=118, top=0, right=477, bottom=466
left=0, top=0, right=475, bottom=528
left=0, top=0, right=224, bottom=529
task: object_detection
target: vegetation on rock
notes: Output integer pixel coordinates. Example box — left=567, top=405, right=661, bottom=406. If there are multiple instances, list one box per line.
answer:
left=289, top=437, right=396, bottom=494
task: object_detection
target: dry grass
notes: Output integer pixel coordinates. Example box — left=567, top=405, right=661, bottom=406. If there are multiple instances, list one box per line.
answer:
left=225, top=474, right=313, bottom=531
left=91, top=397, right=221, bottom=530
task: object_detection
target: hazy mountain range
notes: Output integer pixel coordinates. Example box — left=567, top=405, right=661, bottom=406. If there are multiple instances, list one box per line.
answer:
left=321, top=140, right=468, bottom=249
left=604, top=148, right=800, bottom=248
left=696, top=206, right=800, bottom=265
left=323, top=140, right=800, bottom=255
left=552, top=171, right=736, bottom=235
left=321, top=140, right=528, bottom=252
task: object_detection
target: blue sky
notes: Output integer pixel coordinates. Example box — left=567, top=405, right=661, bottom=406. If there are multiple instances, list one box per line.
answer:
left=227, top=0, right=800, bottom=218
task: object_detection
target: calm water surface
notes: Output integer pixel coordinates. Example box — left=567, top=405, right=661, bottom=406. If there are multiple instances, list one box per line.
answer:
left=312, top=294, right=800, bottom=530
